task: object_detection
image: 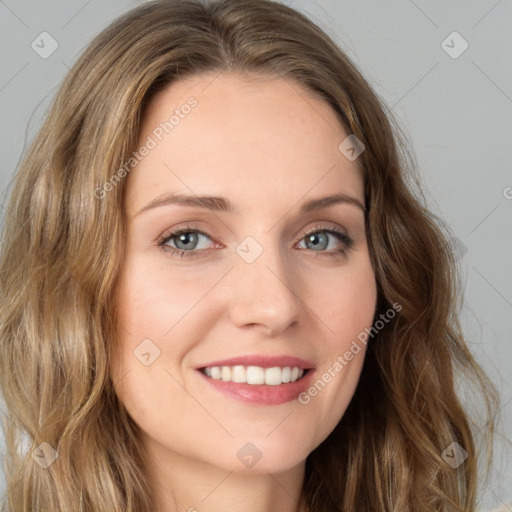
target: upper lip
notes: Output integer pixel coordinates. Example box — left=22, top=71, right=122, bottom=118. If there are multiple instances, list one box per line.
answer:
left=196, top=355, right=315, bottom=370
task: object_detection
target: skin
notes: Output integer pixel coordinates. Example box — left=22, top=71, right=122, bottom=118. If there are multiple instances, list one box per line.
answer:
left=110, top=71, right=378, bottom=512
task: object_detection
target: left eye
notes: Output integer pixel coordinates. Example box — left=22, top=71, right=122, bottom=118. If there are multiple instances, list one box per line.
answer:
left=297, top=230, right=348, bottom=252
left=159, top=230, right=213, bottom=252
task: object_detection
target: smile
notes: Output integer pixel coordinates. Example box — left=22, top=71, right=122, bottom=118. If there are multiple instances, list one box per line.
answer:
left=197, top=366, right=314, bottom=405
left=200, top=365, right=307, bottom=385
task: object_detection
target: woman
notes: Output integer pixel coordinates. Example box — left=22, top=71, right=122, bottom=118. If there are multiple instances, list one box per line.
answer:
left=0, top=0, right=500, bottom=510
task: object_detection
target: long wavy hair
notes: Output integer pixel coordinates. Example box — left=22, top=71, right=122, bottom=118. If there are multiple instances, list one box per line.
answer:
left=0, top=0, right=500, bottom=510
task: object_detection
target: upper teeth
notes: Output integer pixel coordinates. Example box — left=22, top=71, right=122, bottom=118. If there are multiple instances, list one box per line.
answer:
left=203, top=366, right=305, bottom=385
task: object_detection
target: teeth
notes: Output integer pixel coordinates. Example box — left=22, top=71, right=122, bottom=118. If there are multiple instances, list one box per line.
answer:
left=221, top=366, right=232, bottom=382
left=281, top=366, right=291, bottom=383
left=210, top=367, right=222, bottom=380
left=203, top=365, right=305, bottom=385
left=232, top=365, right=246, bottom=383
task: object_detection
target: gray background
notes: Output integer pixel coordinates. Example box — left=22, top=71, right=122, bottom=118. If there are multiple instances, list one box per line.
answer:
left=1, top=0, right=511, bottom=510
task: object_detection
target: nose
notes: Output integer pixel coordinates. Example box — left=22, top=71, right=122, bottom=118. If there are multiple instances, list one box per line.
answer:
left=226, top=241, right=302, bottom=337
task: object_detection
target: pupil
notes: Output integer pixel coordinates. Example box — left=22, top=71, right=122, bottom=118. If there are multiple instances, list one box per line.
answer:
left=177, top=232, right=197, bottom=249
left=308, top=233, right=327, bottom=250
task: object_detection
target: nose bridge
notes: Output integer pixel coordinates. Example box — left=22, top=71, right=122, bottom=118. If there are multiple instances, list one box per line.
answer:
left=227, top=233, right=302, bottom=334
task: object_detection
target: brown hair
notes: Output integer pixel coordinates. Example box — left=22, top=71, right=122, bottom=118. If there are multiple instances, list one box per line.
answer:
left=0, top=0, right=499, bottom=510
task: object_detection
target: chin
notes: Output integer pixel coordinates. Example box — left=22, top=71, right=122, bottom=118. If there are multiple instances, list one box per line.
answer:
left=217, top=437, right=313, bottom=475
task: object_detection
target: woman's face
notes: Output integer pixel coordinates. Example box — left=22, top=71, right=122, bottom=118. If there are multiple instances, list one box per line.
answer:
left=111, top=71, right=377, bottom=475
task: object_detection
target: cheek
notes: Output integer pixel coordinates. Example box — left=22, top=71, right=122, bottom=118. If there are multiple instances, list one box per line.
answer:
left=109, top=257, right=197, bottom=431
left=114, top=254, right=214, bottom=339
left=299, top=259, right=376, bottom=427
left=110, top=254, right=225, bottom=399
left=312, top=258, right=377, bottom=343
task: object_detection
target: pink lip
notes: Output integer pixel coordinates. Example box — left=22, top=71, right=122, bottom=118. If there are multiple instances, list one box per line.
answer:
left=196, top=354, right=315, bottom=370
left=197, top=368, right=316, bottom=405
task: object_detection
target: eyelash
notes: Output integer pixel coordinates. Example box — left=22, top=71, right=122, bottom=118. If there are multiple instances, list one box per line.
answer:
left=157, top=223, right=354, bottom=260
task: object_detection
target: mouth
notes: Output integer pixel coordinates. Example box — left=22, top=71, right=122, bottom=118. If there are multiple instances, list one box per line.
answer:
left=199, top=365, right=310, bottom=385
left=196, top=357, right=315, bottom=405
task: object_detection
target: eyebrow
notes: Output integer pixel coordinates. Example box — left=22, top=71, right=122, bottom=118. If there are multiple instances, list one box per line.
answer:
left=134, top=191, right=366, bottom=217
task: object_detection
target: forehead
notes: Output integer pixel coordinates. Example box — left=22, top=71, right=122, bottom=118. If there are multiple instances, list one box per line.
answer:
left=125, top=71, right=364, bottom=216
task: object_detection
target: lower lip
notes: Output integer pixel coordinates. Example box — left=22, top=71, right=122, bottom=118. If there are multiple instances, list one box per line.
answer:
left=197, top=369, right=315, bottom=405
